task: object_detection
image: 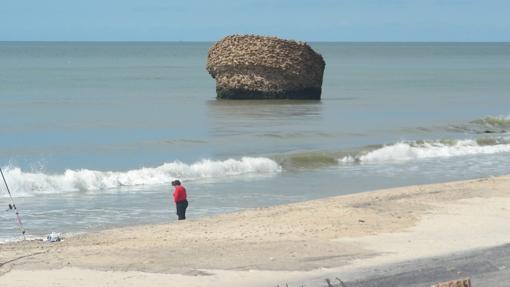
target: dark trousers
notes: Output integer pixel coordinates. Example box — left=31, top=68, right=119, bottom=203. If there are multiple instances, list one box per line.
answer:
left=176, top=200, right=188, bottom=220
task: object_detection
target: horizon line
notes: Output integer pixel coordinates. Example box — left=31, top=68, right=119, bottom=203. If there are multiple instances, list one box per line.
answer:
left=1, top=40, right=510, bottom=44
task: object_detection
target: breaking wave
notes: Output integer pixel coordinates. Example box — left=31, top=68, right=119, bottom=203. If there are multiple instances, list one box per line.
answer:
left=3, top=136, right=510, bottom=197
left=0, top=157, right=281, bottom=196
left=450, top=115, right=510, bottom=134
left=471, top=115, right=510, bottom=129
left=273, top=151, right=342, bottom=170
left=340, top=139, right=510, bottom=163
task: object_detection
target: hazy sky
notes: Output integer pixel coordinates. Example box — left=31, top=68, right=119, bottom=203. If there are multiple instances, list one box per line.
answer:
left=1, top=0, right=509, bottom=42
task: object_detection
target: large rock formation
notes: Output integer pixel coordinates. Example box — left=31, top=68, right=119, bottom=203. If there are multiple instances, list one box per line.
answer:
left=206, top=35, right=325, bottom=100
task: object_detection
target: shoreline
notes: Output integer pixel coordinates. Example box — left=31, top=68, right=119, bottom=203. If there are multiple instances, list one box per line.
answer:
left=2, top=175, right=510, bottom=286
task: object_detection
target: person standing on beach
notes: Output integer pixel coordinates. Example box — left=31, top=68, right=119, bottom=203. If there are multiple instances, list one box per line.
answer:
left=172, top=180, right=188, bottom=220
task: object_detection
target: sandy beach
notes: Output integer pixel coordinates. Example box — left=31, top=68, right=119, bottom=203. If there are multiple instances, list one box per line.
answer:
left=1, top=175, right=510, bottom=286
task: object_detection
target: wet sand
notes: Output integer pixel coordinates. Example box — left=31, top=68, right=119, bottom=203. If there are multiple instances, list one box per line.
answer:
left=1, top=175, right=510, bottom=286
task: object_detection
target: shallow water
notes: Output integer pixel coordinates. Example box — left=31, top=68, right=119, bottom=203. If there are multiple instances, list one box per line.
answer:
left=1, top=42, right=510, bottom=241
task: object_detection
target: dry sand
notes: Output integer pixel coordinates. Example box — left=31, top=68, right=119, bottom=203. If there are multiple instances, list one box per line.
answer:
left=1, top=175, right=510, bottom=286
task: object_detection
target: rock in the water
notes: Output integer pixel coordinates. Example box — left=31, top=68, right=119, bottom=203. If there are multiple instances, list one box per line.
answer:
left=206, top=35, right=325, bottom=100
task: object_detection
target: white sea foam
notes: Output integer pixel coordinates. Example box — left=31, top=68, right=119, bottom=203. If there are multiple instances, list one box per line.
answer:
left=0, top=157, right=281, bottom=196
left=339, top=139, right=510, bottom=163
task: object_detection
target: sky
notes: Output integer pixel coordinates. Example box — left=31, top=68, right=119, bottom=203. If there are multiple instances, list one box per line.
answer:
left=1, top=0, right=509, bottom=42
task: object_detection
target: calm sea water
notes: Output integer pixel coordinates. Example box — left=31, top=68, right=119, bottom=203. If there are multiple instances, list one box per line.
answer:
left=1, top=42, right=510, bottom=241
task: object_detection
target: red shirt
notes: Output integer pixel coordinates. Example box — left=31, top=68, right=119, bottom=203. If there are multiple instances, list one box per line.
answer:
left=173, top=185, right=187, bottom=203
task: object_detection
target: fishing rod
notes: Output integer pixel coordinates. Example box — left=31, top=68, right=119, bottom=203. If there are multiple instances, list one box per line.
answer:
left=1, top=168, right=26, bottom=240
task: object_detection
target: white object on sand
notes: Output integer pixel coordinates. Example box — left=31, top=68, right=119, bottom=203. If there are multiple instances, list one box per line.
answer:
left=46, top=232, right=63, bottom=242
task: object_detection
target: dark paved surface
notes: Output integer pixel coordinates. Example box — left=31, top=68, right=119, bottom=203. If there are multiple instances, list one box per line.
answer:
left=299, top=244, right=510, bottom=287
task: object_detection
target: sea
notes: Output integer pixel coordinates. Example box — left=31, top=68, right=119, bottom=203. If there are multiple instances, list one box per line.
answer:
left=1, top=42, right=509, bottom=242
